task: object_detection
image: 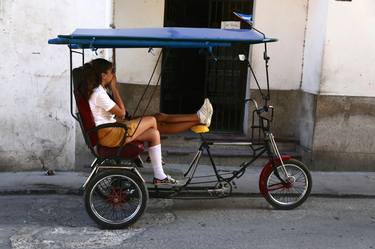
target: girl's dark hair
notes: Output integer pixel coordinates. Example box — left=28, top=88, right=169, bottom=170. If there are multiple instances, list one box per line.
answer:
left=79, top=58, right=113, bottom=100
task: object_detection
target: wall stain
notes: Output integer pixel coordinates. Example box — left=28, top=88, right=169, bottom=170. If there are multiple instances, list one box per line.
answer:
left=5, top=117, right=73, bottom=171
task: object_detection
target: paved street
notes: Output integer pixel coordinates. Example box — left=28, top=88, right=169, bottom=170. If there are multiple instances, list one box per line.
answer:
left=0, top=195, right=374, bottom=249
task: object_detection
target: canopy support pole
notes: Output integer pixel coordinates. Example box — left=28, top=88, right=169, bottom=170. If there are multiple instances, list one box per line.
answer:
left=251, top=27, right=272, bottom=106
left=69, top=48, right=78, bottom=121
left=82, top=48, right=85, bottom=65
left=69, top=47, right=85, bottom=121
left=263, top=42, right=271, bottom=106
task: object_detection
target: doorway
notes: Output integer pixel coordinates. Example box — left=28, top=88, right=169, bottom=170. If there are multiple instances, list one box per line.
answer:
left=161, top=0, right=253, bottom=133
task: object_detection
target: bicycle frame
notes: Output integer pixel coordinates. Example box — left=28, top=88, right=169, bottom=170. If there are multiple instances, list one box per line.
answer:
left=149, top=98, right=291, bottom=199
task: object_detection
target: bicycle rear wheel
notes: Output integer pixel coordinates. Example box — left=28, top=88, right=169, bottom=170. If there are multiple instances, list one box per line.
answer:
left=261, top=159, right=312, bottom=210
left=84, top=169, right=148, bottom=229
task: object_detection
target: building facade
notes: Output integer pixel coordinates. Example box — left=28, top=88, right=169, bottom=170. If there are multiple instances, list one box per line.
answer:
left=0, top=0, right=374, bottom=171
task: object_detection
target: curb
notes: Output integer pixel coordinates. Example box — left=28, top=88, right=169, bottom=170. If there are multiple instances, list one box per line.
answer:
left=1, top=188, right=375, bottom=199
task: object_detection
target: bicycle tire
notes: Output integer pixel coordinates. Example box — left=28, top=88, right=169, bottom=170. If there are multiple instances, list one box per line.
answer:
left=84, top=169, right=148, bottom=229
left=261, top=159, right=312, bottom=210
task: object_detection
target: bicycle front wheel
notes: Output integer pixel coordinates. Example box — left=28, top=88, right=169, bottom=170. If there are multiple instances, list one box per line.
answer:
left=262, top=159, right=312, bottom=210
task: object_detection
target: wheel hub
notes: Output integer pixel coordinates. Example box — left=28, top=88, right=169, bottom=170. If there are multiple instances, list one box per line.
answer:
left=107, top=188, right=127, bottom=207
left=287, top=176, right=295, bottom=183
left=285, top=176, right=296, bottom=188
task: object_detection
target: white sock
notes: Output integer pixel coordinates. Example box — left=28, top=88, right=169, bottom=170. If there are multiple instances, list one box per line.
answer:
left=148, top=144, right=167, bottom=180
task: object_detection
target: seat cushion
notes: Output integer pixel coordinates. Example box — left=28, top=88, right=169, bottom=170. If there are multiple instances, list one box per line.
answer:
left=97, top=141, right=144, bottom=159
left=191, top=125, right=210, bottom=134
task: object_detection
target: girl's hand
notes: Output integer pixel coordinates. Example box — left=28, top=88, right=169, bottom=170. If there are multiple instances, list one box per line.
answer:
left=110, top=74, right=117, bottom=90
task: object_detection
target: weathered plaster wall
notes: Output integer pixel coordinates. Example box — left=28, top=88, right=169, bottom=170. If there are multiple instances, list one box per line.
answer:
left=306, top=1, right=375, bottom=170
left=248, top=90, right=301, bottom=139
left=312, top=96, right=375, bottom=171
left=297, top=91, right=316, bottom=151
left=301, top=0, right=328, bottom=94
left=321, top=0, right=375, bottom=97
left=251, top=0, right=308, bottom=90
left=301, top=0, right=375, bottom=97
left=0, top=0, right=107, bottom=171
left=114, top=0, right=164, bottom=85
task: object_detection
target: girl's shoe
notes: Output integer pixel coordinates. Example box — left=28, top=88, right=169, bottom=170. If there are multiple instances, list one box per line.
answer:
left=197, top=98, right=213, bottom=127
left=153, top=175, right=178, bottom=185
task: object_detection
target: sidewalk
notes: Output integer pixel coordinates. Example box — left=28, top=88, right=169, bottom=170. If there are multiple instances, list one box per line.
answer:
left=0, top=164, right=374, bottom=197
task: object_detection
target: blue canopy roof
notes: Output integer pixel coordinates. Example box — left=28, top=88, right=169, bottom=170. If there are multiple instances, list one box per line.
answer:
left=233, top=12, right=253, bottom=25
left=48, top=27, right=277, bottom=49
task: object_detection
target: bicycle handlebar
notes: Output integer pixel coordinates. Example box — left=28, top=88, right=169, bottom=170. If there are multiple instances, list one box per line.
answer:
left=244, top=98, right=259, bottom=110
left=244, top=98, right=273, bottom=113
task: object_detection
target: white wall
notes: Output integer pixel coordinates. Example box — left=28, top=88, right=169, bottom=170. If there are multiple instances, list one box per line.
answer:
left=114, top=0, right=165, bottom=85
left=114, top=0, right=311, bottom=91
left=320, top=0, right=375, bottom=97
left=301, top=0, right=329, bottom=94
left=252, top=0, right=375, bottom=97
left=251, top=0, right=308, bottom=90
left=0, top=0, right=108, bottom=170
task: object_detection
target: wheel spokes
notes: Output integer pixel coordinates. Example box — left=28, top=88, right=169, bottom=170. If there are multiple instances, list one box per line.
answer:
left=266, top=164, right=309, bottom=206
left=90, top=175, right=143, bottom=224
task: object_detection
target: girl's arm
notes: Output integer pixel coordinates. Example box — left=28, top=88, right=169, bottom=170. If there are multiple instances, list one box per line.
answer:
left=109, top=75, right=126, bottom=119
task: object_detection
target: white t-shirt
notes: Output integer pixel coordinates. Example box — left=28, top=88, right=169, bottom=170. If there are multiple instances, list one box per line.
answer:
left=89, top=85, right=116, bottom=126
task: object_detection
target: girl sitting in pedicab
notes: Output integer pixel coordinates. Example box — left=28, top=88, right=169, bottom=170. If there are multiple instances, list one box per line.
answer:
left=78, top=58, right=213, bottom=185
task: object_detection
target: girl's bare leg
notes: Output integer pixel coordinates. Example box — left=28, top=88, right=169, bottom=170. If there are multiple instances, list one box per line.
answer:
left=154, top=113, right=200, bottom=123
left=121, top=116, right=170, bottom=180
left=130, top=127, right=160, bottom=147
left=126, top=116, right=159, bottom=145
left=157, top=121, right=200, bottom=134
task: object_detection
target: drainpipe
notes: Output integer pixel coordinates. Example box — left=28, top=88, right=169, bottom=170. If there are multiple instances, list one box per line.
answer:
left=105, top=0, right=116, bottom=65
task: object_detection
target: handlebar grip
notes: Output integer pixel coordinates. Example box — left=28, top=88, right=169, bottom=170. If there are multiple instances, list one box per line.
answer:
left=244, top=98, right=259, bottom=110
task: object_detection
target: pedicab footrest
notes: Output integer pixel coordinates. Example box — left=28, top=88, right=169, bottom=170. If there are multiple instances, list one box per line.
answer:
left=191, top=125, right=210, bottom=134
left=97, top=141, right=144, bottom=158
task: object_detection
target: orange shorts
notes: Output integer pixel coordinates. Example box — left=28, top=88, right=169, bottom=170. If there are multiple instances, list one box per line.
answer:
left=97, top=120, right=138, bottom=147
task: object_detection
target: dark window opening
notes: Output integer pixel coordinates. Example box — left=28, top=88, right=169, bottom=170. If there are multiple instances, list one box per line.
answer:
left=162, top=0, right=253, bottom=133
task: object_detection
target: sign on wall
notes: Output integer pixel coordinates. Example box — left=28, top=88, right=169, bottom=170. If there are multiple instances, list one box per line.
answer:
left=221, top=21, right=241, bottom=29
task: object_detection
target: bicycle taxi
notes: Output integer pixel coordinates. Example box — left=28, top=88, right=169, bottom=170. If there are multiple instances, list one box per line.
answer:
left=48, top=12, right=312, bottom=229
